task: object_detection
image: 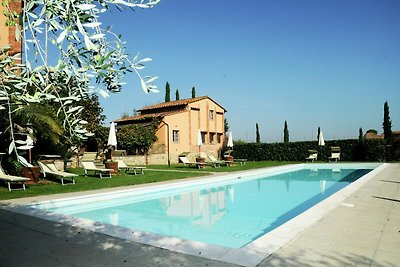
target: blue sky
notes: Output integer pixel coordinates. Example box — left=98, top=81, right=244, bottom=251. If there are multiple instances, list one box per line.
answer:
left=99, top=0, right=400, bottom=142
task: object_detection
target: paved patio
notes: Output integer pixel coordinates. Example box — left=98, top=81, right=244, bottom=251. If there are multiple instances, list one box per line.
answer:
left=0, top=164, right=399, bottom=266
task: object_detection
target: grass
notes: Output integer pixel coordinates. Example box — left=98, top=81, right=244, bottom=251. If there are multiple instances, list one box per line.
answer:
left=0, top=161, right=297, bottom=200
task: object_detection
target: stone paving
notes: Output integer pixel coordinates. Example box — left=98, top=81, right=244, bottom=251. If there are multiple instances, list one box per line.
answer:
left=0, top=164, right=399, bottom=267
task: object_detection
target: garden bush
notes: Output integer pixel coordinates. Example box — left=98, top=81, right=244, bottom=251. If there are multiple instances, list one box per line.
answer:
left=231, top=139, right=388, bottom=162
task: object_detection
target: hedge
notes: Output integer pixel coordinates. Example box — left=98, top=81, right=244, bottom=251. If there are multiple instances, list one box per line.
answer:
left=230, top=139, right=390, bottom=162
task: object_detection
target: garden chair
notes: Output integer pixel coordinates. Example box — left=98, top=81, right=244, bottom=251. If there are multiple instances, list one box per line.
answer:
left=329, top=147, right=341, bottom=162
left=0, top=165, right=30, bottom=191
left=178, top=156, right=206, bottom=169
left=116, top=159, right=146, bottom=175
left=305, top=150, right=318, bottom=162
left=81, top=161, right=112, bottom=179
left=38, top=161, right=77, bottom=185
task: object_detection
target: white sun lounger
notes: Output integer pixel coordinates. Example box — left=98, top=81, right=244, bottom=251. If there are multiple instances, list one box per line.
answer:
left=38, top=161, right=77, bottom=185
left=0, top=166, right=30, bottom=191
left=81, top=161, right=113, bottom=179
left=116, top=160, right=146, bottom=175
left=179, top=156, right=206, bottom=169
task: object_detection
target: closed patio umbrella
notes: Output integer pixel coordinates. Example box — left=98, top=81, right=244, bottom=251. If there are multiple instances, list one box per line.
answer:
left=197, top=129, right=203, bottom=154
left=227, top=131, right=233, bottom=149
left=318, top=131, right=325, bottom=146
left=107, top=122, right=117, bottom=160
left=318, top=131, right=325, bottom=161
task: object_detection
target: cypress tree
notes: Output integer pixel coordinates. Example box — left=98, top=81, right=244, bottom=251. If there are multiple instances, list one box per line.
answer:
left=359, top=127, right=364, bottom=141
left=283, top=121, right=289, bottom=143
left=317, top=127, right=321, bottom=141
left=165, top=82, right=171, bottom=102
left=175, top=89, right=180, bottom=100
left=256, top=123, right=260, bottom=143
left=383, top=101, right=392, bottom=143
left=191, top=86, right=196, bottom=98
left=224, top=118, right=229, bottom=133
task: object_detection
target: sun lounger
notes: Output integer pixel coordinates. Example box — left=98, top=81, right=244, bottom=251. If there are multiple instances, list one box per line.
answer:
left=179, top=156, right=206, bottom=169
left=234, top=158, right=247, bottom=165
left=38, top=161, right=77, bottom=185
left=0, top=166, right=29, bottom=191
left=329, top=147, right=341, bottom=162
left=116, top=160, right=146, bottom=175
left=81, top=161, right=113, bottom=179
left=306, top=150, right=318, bottom=162
left=208, top=155, right=230, bottom=167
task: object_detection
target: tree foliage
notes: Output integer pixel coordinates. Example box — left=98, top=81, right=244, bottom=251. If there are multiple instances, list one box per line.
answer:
left=256, top=123, right=260, bottom=143
left=0, top=0, right=160, bottom=166
left=383, top=101, right=392, bottom=143
left=165, top=82, right=170, bottom=102
left=116, top=120, right=158, bottom=155
left=283, top=121, right=289, bottom=143
left=175, top=89, right=180, bottom=100
left=191, top=86, right=196, bottom=98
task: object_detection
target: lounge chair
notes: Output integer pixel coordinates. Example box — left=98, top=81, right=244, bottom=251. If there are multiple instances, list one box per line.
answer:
left=116, top=160, right=146, bottom=175
left=0, top=166, right=29, bottom=191
left=329, top=147, right=341, bottom=162
left=178, top=156, right=206, bottom=169
left=81, top=161, right=113, bottom=179
left=305, top=150, right=318, bottom=162
left=38, top=161, right=77, bottom=185
left=80, top=152, right=98, bottom=161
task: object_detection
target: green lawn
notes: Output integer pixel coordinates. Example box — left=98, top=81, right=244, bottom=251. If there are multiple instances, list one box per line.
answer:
left=0, top=161, right=296, bottom=200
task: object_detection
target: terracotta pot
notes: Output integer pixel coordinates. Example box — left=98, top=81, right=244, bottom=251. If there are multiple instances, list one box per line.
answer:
left=22, top=166, right=41, bottom=183
left=105, top=161, right=118, bottom=175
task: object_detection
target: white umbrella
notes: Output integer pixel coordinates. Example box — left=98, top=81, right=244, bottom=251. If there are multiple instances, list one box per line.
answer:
left=107, top=122, right=117, bottom=148
left=227, top=131, right=233, bottom=148
left=197, top=129, right=202, bottom=154
left=318, top=131, right=325, bottom=146
left=320, top=179, right=326, bottom=194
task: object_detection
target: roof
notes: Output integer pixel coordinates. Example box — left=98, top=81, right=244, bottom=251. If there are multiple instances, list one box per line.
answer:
left=113, top=110, right=186, bottom=123
left=364, top=132, right=384, bottom=140
left=138, top=96, right=227, bottom=112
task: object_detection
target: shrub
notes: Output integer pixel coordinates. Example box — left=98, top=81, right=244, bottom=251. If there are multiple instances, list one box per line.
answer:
left=230, top=139, right=387, bottom=162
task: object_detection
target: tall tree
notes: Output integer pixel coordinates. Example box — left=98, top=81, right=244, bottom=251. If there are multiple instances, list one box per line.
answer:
left=283, top=121, right=289, bottom=143
left=383, top=101, right=392, bottom=142
left=224, top=118, right=229, bottom=133
left=317, top=127, right=321, bottom=141
left=165, top=82, right=171, bottom=102
left=256, top=123, right=260, bottom=143
left=0, top=0, right=159, bottom=167
left=359, top=128, right=364, bottom=141
left=175, top=89, right=180, bottom=100
left=191, top=86, right=196, bottom=98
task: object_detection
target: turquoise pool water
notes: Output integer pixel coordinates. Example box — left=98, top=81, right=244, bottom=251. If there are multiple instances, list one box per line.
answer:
left=32, top=164, right=379, bottom=248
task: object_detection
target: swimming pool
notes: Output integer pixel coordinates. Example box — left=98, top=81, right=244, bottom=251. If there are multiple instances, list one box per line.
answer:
left=22, top=163, right=385, bottom=266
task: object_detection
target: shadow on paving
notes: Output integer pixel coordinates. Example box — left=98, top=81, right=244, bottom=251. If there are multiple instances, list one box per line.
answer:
left=0, top=206, right=234, bottom=267
left=258, top=249, right=393, bottom=267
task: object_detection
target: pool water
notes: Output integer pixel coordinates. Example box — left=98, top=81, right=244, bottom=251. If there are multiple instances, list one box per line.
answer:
left=32, top=165, right=377, bottom=248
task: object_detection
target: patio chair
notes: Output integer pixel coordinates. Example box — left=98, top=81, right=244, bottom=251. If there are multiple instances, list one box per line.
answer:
left=80, top=152, right=98, bottom=161
left=38, top=161, right=77, bottom=185
left=116, top=159, right=146, bottom=175
left=305, top=150, right=318, bottom=162
left=178, top=156, right=206, bottom=169
left=81, top=161, right=113, bottom=179
left=329, top=147, right=341, bottom=162
left=0, top=165, right=30, bottom=191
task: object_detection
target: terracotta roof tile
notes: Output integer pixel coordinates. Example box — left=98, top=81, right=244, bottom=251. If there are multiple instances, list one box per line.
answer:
left=138, top=96, right=209, bottom=111
left=114, top=110, right=186, bottom=123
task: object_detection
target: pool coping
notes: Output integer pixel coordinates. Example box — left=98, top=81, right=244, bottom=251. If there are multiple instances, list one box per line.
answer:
left=0, top=163, right=388, bottom=267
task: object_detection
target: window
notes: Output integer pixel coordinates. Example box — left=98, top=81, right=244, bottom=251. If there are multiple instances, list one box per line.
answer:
left=209, top=110, right=214, bottom=120
left=201, top=131, right=206, bottom=144
left=217, top=133, right=223, bottom=143
left=172, top=130, right=179, bottom=143
left=209, top=132, right=215, bottom=144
